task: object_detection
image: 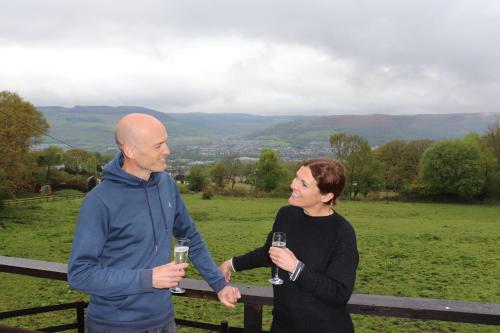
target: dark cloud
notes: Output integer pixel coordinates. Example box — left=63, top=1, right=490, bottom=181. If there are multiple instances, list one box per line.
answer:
left=1, top=0, right=499, bottom=115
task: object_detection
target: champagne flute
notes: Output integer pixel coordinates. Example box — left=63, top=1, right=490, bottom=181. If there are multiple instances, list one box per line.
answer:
left=169, top=238, right=190, bottom=294
left=269, top=232, right=286, bottom=285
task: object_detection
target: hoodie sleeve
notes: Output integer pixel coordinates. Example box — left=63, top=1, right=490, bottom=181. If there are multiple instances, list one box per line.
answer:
left=171, top=185, right=227, bottom=293
left=68, top=193, right=153, bottom=297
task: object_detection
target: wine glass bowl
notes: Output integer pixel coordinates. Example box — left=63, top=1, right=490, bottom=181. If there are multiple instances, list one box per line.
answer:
left=269, top=232, right=286, bottom=285
left=169, top=238, right=190, bottom=294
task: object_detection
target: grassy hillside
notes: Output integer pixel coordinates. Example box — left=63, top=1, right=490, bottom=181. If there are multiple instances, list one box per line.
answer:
left=37, top=106, right=500, bottom=153
left=1, top=195, right=499, bottom=332
left=250, top=113, right=500, bottom=146
left=38, top=106, right=212, bottom=151
left=37, top=106, right=296, bottom=152
left=165, top=113, right=299, bottom=137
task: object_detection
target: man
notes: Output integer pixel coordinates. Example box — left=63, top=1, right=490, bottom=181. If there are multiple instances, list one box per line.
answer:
left=68, top=113, right=241, bottom=333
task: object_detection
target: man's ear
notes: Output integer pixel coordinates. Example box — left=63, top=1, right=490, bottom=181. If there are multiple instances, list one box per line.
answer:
left=321, top=192, right=334, bottom=204
left=122, top=144, right=135, bottom=160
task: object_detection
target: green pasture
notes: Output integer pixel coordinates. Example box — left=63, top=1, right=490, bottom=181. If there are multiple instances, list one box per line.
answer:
left=0, top=194, right=499, bottom=332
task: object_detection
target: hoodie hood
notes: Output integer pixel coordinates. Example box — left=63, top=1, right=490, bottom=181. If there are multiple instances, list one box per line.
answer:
left=102, top=153, right=161, bottom=187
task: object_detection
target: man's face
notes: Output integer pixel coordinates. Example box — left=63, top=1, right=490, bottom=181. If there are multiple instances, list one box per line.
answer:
left=133, top=124, right=170, bottom=174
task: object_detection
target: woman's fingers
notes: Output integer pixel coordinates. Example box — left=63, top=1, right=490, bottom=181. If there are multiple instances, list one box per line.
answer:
left=269, top=247, right=298, bottom=272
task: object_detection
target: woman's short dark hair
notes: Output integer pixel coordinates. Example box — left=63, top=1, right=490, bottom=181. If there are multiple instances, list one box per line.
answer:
left=303, top=158, right=346, bottom=205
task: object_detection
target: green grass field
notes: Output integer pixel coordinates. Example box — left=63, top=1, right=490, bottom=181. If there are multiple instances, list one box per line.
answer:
left=0, top=194, right=499, bottom=332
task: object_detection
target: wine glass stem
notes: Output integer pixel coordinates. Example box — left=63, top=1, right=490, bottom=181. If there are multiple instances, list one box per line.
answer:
left=275, top=266, right=279, bottom=278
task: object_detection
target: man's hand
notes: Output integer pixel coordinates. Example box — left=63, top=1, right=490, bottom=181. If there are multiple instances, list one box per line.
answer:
left=152, top=261, right=189, bottom=289
left=217, top=285, right=241, bottom=308
left=219, top=259, right=234, bottom=282
left=269, top=247, right=298, bottom=273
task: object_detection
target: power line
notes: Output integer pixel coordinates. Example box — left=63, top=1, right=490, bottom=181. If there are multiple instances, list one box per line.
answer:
left=0, top=107, right=101, bottom=181
left=41, top=132, right=76, bottom=149
left=0, top=109, right=76, bottom=149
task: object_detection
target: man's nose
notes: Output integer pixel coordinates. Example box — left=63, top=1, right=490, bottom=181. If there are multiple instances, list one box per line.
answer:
left=162, top=144, right=171, bottom=156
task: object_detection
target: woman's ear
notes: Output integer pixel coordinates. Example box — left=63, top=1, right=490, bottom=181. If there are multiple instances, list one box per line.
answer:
left=321, top=192, right=334, bottom=204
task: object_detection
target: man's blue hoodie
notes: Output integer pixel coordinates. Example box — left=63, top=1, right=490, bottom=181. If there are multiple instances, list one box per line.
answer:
left=68, top=153, right=227, bottom=332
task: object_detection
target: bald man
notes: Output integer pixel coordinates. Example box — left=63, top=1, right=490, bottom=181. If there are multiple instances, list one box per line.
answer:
left=68, top=114, right=241, bottom=333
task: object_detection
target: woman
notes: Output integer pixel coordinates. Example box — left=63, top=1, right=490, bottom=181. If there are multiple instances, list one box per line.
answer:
left=220, top=158, right=359, bottom=332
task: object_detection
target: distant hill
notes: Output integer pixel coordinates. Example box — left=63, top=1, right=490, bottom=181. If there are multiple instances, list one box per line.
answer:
left=36, top=106, right=500, bottom=155
left=37, top=106, right=298, bottom=152
left=250, top=113, right=500, bottom=146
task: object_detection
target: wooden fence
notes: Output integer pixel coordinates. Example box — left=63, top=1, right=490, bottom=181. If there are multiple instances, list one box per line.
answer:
left=2, top=194, right=84, bottom=207
left=1, top=256, right=499, bottom=332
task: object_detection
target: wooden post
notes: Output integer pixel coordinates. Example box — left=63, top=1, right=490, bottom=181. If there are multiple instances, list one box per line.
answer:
left=76, top=301, right=85, bottom=333
left=244, top=303, right=263, bottom=333
left=219, top=320, right=229, bottom=333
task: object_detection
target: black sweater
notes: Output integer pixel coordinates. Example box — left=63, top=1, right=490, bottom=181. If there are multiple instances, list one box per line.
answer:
left=233, top=205, right=359, bottom=333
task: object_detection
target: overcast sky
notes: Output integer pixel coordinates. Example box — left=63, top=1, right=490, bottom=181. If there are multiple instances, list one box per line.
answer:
left=1, top=1, right=499, bottom=116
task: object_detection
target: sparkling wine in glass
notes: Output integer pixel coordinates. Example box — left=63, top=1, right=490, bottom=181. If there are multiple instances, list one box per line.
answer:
left=169, top=238, right=190, bottom=294
left=269, top=232, right=286, bottom=285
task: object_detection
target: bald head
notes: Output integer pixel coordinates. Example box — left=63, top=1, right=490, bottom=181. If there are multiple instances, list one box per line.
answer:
left=115, top=113, right=166, bottom=149
left=115, top=113, right=170, bottom=179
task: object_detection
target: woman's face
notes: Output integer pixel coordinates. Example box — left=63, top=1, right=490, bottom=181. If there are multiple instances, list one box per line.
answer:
left=288, top=166, right=332, bottom=212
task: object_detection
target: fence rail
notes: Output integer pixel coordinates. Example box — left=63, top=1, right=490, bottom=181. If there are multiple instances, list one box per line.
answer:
left=3, top=194, right=84, bottom=207
left=1, top=256, right=499, bottom=332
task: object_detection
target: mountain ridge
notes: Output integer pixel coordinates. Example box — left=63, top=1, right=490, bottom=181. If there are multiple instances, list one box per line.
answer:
left=37, top=106, right=500, bottom=155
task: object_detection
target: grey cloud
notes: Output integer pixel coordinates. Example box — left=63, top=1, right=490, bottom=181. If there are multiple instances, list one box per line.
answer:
left=1, top=0, right=500, bottom=115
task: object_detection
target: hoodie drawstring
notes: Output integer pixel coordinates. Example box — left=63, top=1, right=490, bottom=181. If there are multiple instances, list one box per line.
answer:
left=157, top=186, right=169, bottom=234
left=143, top=182, right=158, bottom=252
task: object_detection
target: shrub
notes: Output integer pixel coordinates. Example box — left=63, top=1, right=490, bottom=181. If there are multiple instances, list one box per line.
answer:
left=177, top=183, right=189, bottom=194
left=202, top=186, right=214, bottom=200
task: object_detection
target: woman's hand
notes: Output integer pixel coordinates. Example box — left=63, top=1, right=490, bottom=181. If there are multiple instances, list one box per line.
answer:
left=269, top=247, right=298, bottom=273
left=219, top=259, right=234, bottom=282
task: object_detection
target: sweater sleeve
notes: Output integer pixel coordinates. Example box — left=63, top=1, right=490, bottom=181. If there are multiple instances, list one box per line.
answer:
left=232, top=228, right=274, bottom=271
left=171, top=185, right=227, bottom=293
left=68, top=194, right=153, bottom=297
left=293, top=224, right=359, bottom=306
left=233, top=207, right=288, bottom=271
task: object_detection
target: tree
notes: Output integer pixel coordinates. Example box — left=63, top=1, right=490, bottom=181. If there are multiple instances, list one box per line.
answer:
left=241, top=161, right=257, bottom=186
left=465, top=133, right=500, bottom=199
left=356, top=158, right=384, bottom=196
left=64, top=148, right=97, bottom=175
left=483, top=121, right=500, bottom=169
left=186, top=165, right=208, bottom=192
left=36, top=146, right=64, bottom=182
left=373, top=140, right=407, bottom=191
left=419, top=139, right=486, bottom=198
left=222, top=155, right=244, bottom=190
left=209, top=162, right=229, bottom=188
left=330, top=133, right=374, bottom=198
left=95, top=151, right=115, bottom=172
left=374, top=139, right=433, bottom=192
left=398, top=139, right=433, bottom=190
left=0, top=168, right=7, bottom=212
left=255, top=149, right=288, bottom=192
left=0, top=91, right=49, bottom=198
